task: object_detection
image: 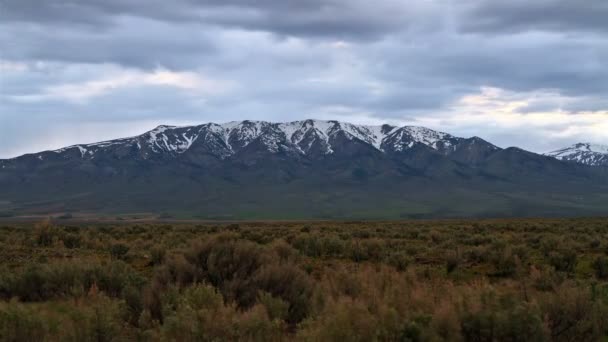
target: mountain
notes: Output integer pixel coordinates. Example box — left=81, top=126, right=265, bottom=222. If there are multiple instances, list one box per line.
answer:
left=5, top=120, right=496, bottom=161
left=545, top=143, right=608, bottom=166
left=1, top=119, right=607, bottom=219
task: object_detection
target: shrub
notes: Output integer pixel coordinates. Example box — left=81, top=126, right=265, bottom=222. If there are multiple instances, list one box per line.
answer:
left=445, top=251, right=461, bottom=274
left=459, top=293, right=545, bottom=342
left=0, top=261, right=143, bottom=301
left=0, top=295, right=124, bottom=342
left=0, top=301, right=47, bottom=341
left=258, top=292, right=289, bottom=321
left=34, top=219, right=57, bottom=247
left=123, top=285, right=144, bottom=325
left=154, top=236, right=315, bottom=324
left=490, top=248, right=519, bottom=277
left=254, top=264, right=313, bottom=324
left=160, top=284, right=283, bottom=341
left=386, top=252, right=411, bottom=272
left=110, top=243, right=130, bottom=260
left=297, top=298, right=379, bottom=342
left=61, top=233, right=82, bottom=249
left=149, top=245, right=166, bottom=266
left=549, top=250, right=577, bottom=273
left=592, top=256, right=608, bottom=280
left=541, top=284, right=608, bottom=341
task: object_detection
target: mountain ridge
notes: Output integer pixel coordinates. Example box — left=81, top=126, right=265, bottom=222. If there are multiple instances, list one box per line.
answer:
left=1, top=119, right=607, bottom=219
left=545, top=143, right=608, bottom=167
left=2, top=119, right=497, bottom=162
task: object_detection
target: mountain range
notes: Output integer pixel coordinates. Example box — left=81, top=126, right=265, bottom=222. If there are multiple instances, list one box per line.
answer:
left=1, top=119, right=607, bottom=219
left=545, top=143, right=608, bottom=167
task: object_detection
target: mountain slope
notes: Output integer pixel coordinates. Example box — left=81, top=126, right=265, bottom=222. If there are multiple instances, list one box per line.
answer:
left=1, top=120, right=607, bottom=219
left=545, top=143, right=608, bottom=166
left=3, top=120, right=480, bottom=161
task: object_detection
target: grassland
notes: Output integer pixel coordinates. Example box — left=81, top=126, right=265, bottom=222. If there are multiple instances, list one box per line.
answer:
left=1, top=218, right=608, bottom=341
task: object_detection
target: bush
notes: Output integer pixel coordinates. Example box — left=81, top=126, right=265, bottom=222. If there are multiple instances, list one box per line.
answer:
left=445, top=251, right=461, bottom=274
left=297, top=298, right=379, bottom=342
left=0, top=302, right=47, bottom=341
left=0, top=261, right=143, bottom=301
left=123, top=285, right=144, bottom=325
left=549, top=250, right=577, bottom=273
left=542, top=284, right=608, bottom=341
left=593, top=256, right=608, bottom=280
left=34, top=220, right=57, bottom=247
left=491, top=248, right=519, bottom=277
left=254, top=264, right=313, bottom=324
left=459, top=292, right=545, bottom=342
left=149, top=245, right=166, bottom=266
left=0, top=295, right=124, bottom=342
left=160, top=284, right=283, bottom=341
left=258, top=292, right=289, bottom=321
left=386, top=252, right=411, bottom=272
left=62, top=233, right=82, bottom=249
left=150, top=235, right=315, bottom=325
left=110, top=243, right=130, bottom=260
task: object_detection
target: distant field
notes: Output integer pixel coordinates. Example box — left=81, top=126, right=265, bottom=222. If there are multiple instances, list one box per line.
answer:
left=1, top=218, right=608, bottom=341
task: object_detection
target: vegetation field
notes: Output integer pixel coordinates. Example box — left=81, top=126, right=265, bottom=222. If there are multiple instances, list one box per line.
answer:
left=1, top=218, right=608, bottom=341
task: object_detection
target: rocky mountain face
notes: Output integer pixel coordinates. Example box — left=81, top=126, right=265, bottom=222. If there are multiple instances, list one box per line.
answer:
left=2, top=119, right=498, bottom=162
left=545, top=143, right=608, bottom=167
left=1, top=120, right=607, bottom=219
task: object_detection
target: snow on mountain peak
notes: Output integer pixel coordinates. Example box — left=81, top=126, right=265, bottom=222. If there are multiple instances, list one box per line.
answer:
left=583, top=143, right=608, bottom=154
left=46, top=119, right=483, bottom=160
left=402, top=126, right=453, bottom=148
left=545, top=143, right=608, bottom=166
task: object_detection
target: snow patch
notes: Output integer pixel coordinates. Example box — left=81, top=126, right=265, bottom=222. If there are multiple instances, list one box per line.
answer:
left=40, top=119, right=483, bottom=159
left=545, top=143, right=608, bottom=166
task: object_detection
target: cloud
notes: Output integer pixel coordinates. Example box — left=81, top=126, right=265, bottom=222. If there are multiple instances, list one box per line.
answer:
left=460, top=0, right=608, bottom=34
left=407, top=87, right=608, bottom=152
left=0, top=0, right=426, bottom=39
left=0, top=0, right=607, bottom=158
left=10, top=67, right=234, bottom=104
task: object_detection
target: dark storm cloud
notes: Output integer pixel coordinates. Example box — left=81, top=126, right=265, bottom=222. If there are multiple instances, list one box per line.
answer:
left=460, top=0, right=608, bottom=34
left=0, top=0, right=414, bottom=39
left=0, top=17, right=217, bottom=69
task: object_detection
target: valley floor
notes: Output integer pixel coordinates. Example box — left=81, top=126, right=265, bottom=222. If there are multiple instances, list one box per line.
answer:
left=1, top=218, right=608, bottom=341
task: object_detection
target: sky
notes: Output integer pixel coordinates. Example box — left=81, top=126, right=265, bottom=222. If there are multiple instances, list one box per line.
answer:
left=1, top=0, right=607, bottom=158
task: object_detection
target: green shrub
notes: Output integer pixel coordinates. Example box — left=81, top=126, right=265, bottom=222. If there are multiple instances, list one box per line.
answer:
left=149, top=245, right=166, bottom=265
left=445, top=251, right=461, bottom=274
left=592, top=256, right=608, bottom=280
left=549, top=250, right=577, bottom=273
left=254, top=264, right=313, bottom=324
left=160, top=284, right=283, bottom=342
left=34, top=220, right=57, bottom=247
left=110, top=243, right=130, bottom=260
left=297, top=299, right=379, bottom=342
left=0, top=302, right=47, bottom=342
left=460, top=293, right=545, bottom=342
left=62, top=233, right=82, bottom=249
left=0, top=261, right=143, bottom=301
left=386, top=252, right=411, bottom=272
left=491, top=248, right=519, bottom=277
left=258, top=292, right=289, bottom=321
left=542, top=284, right=608, bottom=342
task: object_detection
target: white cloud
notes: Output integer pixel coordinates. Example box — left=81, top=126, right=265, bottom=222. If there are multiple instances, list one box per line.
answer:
left=11, top=67, right=235, bottom=104
left=0, top=60, right=29, bottom=72
left=407, top=87, right=608, bottom=152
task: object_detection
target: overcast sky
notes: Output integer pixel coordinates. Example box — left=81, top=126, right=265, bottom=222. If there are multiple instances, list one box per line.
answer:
left=1, top=0, right=607, bottom=158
